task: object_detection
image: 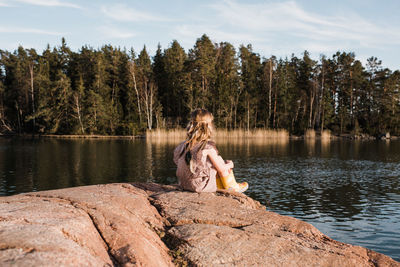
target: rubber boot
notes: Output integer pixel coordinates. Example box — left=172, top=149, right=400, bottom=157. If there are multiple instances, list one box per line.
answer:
left=216, top=176, right=224, bottom=189
left=219, top=171, right=248, bottom=193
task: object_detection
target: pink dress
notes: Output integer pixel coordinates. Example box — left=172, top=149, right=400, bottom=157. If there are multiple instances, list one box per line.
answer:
left=173, top=141, right=218, bottom=192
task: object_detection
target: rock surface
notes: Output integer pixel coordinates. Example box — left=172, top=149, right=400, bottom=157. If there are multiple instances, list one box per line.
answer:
left=0, top=183, right=398, bottom=267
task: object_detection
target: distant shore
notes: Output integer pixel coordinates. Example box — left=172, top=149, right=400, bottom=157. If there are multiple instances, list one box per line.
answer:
left=0, top=133, right=142, bottom=139
left=1, top=131, right=398, bottom=141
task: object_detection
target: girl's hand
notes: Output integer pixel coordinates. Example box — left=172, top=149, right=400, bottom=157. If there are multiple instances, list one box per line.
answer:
left=225, top=160, right=234, bottom=169
left=208, top=150, right=231, bottom=177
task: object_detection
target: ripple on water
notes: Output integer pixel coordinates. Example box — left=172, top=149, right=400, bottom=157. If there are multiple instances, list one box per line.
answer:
left=1, top=139, right=400, bottom=262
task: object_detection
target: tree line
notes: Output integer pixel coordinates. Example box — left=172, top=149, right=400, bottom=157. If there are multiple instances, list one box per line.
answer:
left=0, top=35, right=399, bottom=136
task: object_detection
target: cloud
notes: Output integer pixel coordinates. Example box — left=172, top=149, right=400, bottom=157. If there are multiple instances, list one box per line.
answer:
left=173, top=0, right=400, bottom=60
left=101, top=4, right=168, bottom=22
left=0, top=1, right=12, bottom=6
left=200, top=0, right=400, bottom=52
left=0, top=26, right=64, bottom=35
left=98, top=26, right=135, bottom=39
left=12, top=0, right=81, bottom=8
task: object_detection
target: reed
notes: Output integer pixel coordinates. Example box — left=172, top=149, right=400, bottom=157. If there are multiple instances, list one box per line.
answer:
left=146, top=128, right=289, bottom=143
left=146, top=129, right=187, bottom=140
left=305, top=129, right=316, bottom=139
left=321, top=130, right=332, bottom=141
left=213, top=129, right=289, bottom=139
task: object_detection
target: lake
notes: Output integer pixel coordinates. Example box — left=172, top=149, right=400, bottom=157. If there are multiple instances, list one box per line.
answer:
left=1, top=137, right=399, bottom=261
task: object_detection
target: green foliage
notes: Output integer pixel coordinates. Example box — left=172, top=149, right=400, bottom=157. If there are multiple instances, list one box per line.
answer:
left=159, top=40, right=190, bottom=125
left=189, top=34, right=217, bottom=111
left=239, top=45, right=262, bottom=130
left=214, top=42, right=240, bottom=128
left=1, top=37, right=400, bottom=136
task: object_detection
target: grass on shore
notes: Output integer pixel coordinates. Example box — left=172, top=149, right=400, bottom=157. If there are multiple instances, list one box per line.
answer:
left=146, top=128, right=290, bottom=144
left=2, top=128, right=335, bottom=142
left=305, top=129, right=333, bottom=141
left=321, top=130, right=332, bottom=141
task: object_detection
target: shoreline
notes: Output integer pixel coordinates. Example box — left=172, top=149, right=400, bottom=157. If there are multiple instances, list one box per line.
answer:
left=0, top=133, right=144, bottom=139
left=1, top=132, right=398, bottom=141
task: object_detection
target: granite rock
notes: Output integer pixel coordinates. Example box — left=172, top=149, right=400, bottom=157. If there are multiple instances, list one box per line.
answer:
left=0, top=183, right=398, bottom=267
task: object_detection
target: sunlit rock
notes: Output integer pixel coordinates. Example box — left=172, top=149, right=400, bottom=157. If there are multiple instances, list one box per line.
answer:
left=0, top=183, right=398, bottom=266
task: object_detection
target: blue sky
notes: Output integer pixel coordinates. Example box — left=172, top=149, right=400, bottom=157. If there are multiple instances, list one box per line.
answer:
left=1, top=0, right=399, bottom=70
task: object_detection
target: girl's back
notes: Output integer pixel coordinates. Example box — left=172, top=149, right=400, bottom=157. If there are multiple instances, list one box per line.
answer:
left=173, top=141, right=218, bottom=193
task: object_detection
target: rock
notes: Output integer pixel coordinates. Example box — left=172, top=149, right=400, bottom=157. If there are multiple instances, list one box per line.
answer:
left=0, top=184, right=173, bottom=267
left=1, top=183, right=399, bottom=267
left=152, top=190, right=398, bottom=266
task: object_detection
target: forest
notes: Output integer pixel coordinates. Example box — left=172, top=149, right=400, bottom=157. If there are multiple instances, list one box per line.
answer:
left=0, top=34, right=399, bottom=136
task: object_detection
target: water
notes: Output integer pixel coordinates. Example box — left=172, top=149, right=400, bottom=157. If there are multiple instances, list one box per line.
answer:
left=1, top=137, right=399, bottom=261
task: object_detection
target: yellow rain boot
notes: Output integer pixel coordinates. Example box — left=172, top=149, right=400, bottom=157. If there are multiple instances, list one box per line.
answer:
left=219, top=171, right=248, bottom=193
left=216, top=176, right=224, bottom=189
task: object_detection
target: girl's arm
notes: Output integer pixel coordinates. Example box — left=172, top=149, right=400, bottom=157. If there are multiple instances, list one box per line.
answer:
left=207, top=149, right=232, bottom=177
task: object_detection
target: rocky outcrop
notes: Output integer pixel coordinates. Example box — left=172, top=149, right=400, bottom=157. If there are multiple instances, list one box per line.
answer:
left=0, top=183, right=398, bottom=267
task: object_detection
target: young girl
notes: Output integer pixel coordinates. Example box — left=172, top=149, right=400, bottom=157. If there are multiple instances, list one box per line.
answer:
left=173, top=108, right=248, bottom=193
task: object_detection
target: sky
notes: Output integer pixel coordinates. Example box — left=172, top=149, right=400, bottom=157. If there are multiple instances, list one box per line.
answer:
left=0, top=0, right=399, bottom=70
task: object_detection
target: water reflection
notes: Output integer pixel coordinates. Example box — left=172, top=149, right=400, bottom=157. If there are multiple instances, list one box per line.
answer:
left=0, top=138, right=400, bottom=261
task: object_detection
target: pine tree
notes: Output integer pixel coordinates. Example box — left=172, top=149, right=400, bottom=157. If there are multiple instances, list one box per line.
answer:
left=297, top=51, right=318, bottom=131
left=189, top=34, right=217, bottom=111
left=362, top=57, right=383, bottom=134
left=162, top=40, right=190, bottom=125
left=214, top=42, right=240, bottom=128
left=239, top=45, right=262, bottom=130
left=273, top=58, right=294, bottom=130
left=317, top=56, right=335, bottom=132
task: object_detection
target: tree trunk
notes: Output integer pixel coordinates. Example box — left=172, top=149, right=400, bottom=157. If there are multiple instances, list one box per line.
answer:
left=340, top=99, right=343, bottom=134
left=268, top=59, right=273, bottom=128
left=129, top=61, right=142, bottom=125
left=234, top=92, right=240, bottom=129
left=319, top=65, right=325, bottom=130
left=294, top=100, right=301, bottom=130
left=144, top=79, right=150, bottom=130
left=74, top=94, right=85, bottom=134
left=149, top=82, right=153, bottom=130
left=309, top=84, right=315, bottom=129
left=29, top=63, right=35, bottom=131
left=350, top=70, right=354, bottom=127
left=247, top=100, right=250, bottom=131
left=321, top=107, right=325, bottom=131
left=254, top=108, right=257, bottom=129
left=94, top=99, right=97, bottom=133
left=234, top=104, right=237, bottom=129
left=15, top=101, right=21, bottom=134
left=273, top=86, right=277, bottom=128
left=229, top=100, right=233, bottom=129
left=0, top=97, right=12, bottom=132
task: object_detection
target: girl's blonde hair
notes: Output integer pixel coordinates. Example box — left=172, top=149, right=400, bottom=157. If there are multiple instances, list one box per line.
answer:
left=181, top=108, right=214, bottom=167
left=185, top=108, right=214, bottom=150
